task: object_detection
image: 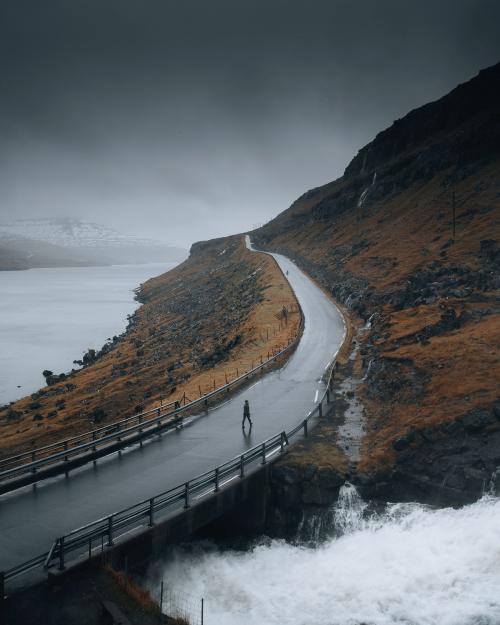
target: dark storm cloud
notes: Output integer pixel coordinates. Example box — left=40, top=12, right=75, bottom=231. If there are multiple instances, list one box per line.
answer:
left=1, top=0, right=499, bottom=246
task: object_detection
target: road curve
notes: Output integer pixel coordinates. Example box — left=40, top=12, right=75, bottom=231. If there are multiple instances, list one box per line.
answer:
left=0, top=239, right=346, bottom=576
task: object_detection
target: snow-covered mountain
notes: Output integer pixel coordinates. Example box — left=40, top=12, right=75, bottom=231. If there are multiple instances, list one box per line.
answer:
left=0, top=218, right=187, bottom=269
left=0, top=218, right=172, bottom=249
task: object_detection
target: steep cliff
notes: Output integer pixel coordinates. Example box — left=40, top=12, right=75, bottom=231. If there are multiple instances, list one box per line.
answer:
left=255, top=62, right=500, bottom=504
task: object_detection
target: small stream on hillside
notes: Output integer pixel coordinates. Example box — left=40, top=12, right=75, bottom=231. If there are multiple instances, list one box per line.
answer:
left=148, top=484, right=500, bottom=625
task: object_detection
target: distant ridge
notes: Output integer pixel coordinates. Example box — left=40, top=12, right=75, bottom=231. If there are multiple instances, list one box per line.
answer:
left=0, top=218, right=187, bottom=270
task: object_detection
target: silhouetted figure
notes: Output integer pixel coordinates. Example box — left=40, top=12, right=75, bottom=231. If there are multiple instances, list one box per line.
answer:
left=242, top=399, right=252, bottom=429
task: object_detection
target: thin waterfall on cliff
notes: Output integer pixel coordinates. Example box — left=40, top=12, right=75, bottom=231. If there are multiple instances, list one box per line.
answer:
left=357, top=171, right=377, bottom=208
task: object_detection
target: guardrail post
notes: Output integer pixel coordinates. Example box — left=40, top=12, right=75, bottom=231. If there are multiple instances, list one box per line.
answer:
left=280, top=432, right=285, bottom=453
left=0, top=571, right=5, bottom=604
left=107, top=517, right=114, bottom=546
left=149, top=498, right=155, bottom=526
left=303, top=419, right=308, bottom=437
left=261, top=442, right=266, bottom=464
left=184, top=482, right=190, bottom=508
left=58, top=537, right=65, bottom=571
left=31, top=451, right=37, bottom=474
left=326, top=389, right=330, bottom=403
left=214, top=467, right=220, bottom=492
left=64, top=441, right=68, bottom=462
left=240, top=455, right=245, bottom=478
left=318, top=402, right=323, bottom=418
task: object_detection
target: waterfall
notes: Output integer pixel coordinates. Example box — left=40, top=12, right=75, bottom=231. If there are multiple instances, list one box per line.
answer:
left=357, top=170, right=377, bottom=208
left=333, top=482, right=367, bottom=534
left=296, top=482, right=367, bottom=543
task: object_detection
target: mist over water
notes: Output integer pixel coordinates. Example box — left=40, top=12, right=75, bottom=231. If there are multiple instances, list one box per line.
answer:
left=0, top=262, right=174, bottom=404
left=152, top=486, right=500, bottom=625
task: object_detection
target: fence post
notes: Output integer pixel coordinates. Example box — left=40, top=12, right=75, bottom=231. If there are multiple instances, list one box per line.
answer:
left=184, top=482, right=190, bottom=508
left=214, top=467, right=220, bottom=492
left=303, top=419, right=308, bottom=437
left=58, top=537, right=65, bottom=571
left=240, top=455, right=245, bottom=478
left=0, top=571, right=4, bottom=625
left=149, top=497, right=154, bottom=526
left=108, top=516, right=114, bottom=546
left=261, top=442, right=266, bottom=464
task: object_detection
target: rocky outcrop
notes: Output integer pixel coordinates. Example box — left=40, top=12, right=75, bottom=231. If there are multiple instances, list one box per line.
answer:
left=253, top=62, right=500, bottom=509
left=356, top=402, right=500, bottom=505
left=266, top=462, right=347, bottom=537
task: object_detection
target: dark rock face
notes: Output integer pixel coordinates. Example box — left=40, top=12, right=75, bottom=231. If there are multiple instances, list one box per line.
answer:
left=266, top=463, right=347, bottom=536
left=345, top=63, right=500, bottom=181
left=365, top=358, right=429, bottom=404
left=358, top=403, right=500, bottom=506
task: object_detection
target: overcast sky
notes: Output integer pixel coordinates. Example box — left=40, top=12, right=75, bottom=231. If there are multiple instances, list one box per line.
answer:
left=1, top=0, right=499, bottom=247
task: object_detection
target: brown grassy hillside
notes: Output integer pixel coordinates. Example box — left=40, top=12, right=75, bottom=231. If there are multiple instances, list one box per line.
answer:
left=0, top=236, right=299, bottom=458
left=254, top=63, right=500, bottom=500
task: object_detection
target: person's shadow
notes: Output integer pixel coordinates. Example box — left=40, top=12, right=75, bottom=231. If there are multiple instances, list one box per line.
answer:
left=242, top=424, right=253, bottom=447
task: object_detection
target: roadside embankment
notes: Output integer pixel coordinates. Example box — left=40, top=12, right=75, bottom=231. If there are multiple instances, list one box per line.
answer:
left=0, top=235, right=300, bottom=458
left=256, top=64, right=500, bottom=506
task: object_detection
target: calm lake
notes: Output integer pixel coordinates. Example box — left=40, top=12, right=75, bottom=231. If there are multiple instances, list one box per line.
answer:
left=0, top=262, right=176, bottom=405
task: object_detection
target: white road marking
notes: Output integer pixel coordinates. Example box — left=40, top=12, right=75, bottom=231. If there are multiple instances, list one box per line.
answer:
left=314, top=389, right=319, bottom=403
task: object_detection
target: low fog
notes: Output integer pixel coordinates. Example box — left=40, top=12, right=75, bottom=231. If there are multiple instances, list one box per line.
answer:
left=1, top=0, right=499, bottom=247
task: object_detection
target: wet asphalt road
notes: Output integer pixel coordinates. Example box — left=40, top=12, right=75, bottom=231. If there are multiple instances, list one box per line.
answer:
left=0, top=239, right=345, bottom=573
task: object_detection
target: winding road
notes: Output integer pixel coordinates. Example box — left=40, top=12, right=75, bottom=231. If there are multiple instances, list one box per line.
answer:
left=0, top=238, right=346, bottom=578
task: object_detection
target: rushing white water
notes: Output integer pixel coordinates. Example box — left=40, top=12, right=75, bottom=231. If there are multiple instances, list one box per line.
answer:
left=151, top=486, right=500, bottom=625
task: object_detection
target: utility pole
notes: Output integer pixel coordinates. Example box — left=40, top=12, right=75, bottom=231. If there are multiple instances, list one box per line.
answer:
left=452, top=190, right=456, bottom=240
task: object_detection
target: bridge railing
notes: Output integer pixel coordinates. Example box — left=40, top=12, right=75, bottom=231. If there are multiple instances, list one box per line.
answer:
left=0, top=322, right=303, bottom=486
left=2, top=357, right=339, bottom=587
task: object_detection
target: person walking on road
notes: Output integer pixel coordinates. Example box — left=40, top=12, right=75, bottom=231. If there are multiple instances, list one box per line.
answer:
left=242, top=399, right=252, bottom=429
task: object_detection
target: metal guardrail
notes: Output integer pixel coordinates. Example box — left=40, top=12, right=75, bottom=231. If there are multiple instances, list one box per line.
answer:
left=1, top=242, right=345, bottom=589
left=2, top=356, right=338, bottom=587
left=0, top=329, right=302, bottom=487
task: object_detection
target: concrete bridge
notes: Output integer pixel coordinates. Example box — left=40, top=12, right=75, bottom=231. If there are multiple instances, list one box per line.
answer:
left=0, top=238, right=346, bottom=598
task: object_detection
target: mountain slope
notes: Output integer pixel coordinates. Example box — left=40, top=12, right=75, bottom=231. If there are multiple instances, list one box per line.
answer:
left=0, top=232, right=102, bottom=270
left=254, top=62, right=500, bottom=503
